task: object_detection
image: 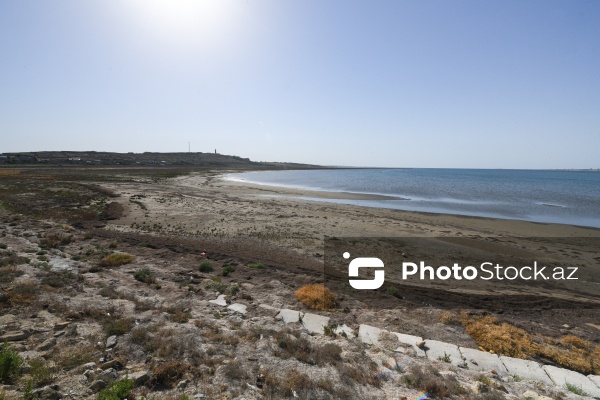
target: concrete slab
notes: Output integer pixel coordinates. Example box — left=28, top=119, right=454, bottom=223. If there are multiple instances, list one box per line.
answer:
left=227, top=303, right=247, bottom=316
left=258, top=304, right=278, bottom=311
left=459, top=347, right=508, bottom=375
left=208, top=295, right=227, bottom=306
left=588, top=374, right=600, bottom=388
left=543, top=366, right=600, bottom=398
left=358, top=324, right=383, bottom=345
left=423, top=340, right=463, bottom=366
left=392, top=332, right=426, bottom=358
left=335, top=324, right=355, bottom=338
left=276, top=309, right=302, bottom=324
left=499, top=356, right=553, bottom=385
left=301, top=313, right=330, bottom=335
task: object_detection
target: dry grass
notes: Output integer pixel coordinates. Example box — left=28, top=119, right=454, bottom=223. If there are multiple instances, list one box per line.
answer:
left=150, top=360, right=190, bottom=388
left=295, top=284, right=335, bottom=311
left=98, top=253, right=135, bottom=267
left=402, top=364, right=466, bottom=398
left=461, top=312, right=600, bottom=374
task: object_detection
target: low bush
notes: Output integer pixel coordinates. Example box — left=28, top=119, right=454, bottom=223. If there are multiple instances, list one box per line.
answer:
left=198, top=261, right=213, bottom=273
left=222, top=265, right=235, bottom=276
left=248, top=263, right=264, bottom=269
left=133, top=268, right=156, bottom=284
left=40, top=233, right=73, bottom=249
left=103, top=317, right=135, bottom=336
left=99, top=253, right=135, bottom=267
left=98, top=376, right=134, bottom=400
left=0, top=342, right=23, bottom=384
left=295, top=284, right=335, bottom=311
left=402, top=364, right=465, bottom=398
left=29, top=357, right=56, bottom=387
left=151, top=361, right=190, bottom=388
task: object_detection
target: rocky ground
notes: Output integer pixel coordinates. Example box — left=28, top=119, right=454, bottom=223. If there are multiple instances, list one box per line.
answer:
left=0, top=167, right=599, bottom=399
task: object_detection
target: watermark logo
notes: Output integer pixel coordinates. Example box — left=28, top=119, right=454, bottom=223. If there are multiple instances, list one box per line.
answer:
left=344, top=252, right=385, bottom=290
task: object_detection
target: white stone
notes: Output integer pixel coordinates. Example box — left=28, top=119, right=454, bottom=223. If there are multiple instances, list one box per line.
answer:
left=276, top=309, right=302, bottom=324
left=358, top=324, right=383, bottom=345
left=335, top=324, right=355, bottom=338
left=258, top=304, right=278, bottom=311
left=209, top=295, right=227, bottom=306
left=588, top=374, right=600, bottom=388
left=543, top=365, right=600, bottom=398
left=392, top=332, right=426, bottom=357
left=105, top=335, right=117, bottom=348
left=301, top=313, right=330, bottom=335
left=423, top=339, right=463, bottom=366
left=227, top=303, right=247, bottom=315
left=459, top=347, right=508, bottom=375
left=49, top=257, right=78, bottom=273
left=499, top=356, right=553, bottom=385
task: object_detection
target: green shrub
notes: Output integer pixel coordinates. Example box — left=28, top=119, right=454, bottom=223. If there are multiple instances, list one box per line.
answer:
left=0, top=342, right=23, bottom=384
left=248, top=263, right=264, bottom=269
left=29, top=357, right=56, bottom=387
left=133, top=268, right=156, bottom=284
left=198, top=261, right=213, bottom=273
left=103, top=318, right=134, bottom=336
left=97, top=376, right=134, bottom=400
left=386, top=286, right=401, bottom=298
left=565, top=383, right=587, bottom=396
left=222, top=265, right=235, bottom=276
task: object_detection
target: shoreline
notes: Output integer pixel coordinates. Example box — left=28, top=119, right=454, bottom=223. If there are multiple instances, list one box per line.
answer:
left=220, top=173, right=600, bottom=232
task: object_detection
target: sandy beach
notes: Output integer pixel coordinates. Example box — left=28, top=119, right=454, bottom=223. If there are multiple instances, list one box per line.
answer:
left=99, top=170, right=600, bottom=340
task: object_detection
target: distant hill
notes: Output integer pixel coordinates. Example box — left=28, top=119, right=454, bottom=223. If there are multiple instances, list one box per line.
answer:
left=0, top=151, right=319, bottom=169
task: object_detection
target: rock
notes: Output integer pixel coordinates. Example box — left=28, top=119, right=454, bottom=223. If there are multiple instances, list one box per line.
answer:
left=209, top=294, right=227, bottom=306
left=0, top=331, right=29, bottom=342
left=415, top=341, right=426, bottom=348
left=521, top=390, right=553, bottom=400
left=97, top=368, right=118, bottom=383
left=37, top=338, right=57, bottom=351
left=83, top=369, right=95, bottom=379
left=227, top=303, right=247, bottom=316
left=334, top=324, right=355, bottom=338
left=89, top=379, right=107, bottom=392
left=100, top=359, right=123, bottom=370
left=106, top=335, right=117, bottom=348
left=32, top=385, right=61, bottom=399
left=256, top=374, right=265, bottom=388
left=54, top=322, right=70, bottom=331
left=82, top=362, right=97, bottom=370
left=543, top=365, right=600, bottom=398
left=176, top=379, right=189, bottom=389
left=471, top=381, right=489, bottom=394
left=129, top=370, right=151, bottom=387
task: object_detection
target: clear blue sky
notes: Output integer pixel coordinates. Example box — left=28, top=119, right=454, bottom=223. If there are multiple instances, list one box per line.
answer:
left=1, top=1, right=599, bottom=168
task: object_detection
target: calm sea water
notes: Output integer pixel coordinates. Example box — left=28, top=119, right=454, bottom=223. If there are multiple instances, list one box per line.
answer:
left=225, top=169, right=600, bottom=228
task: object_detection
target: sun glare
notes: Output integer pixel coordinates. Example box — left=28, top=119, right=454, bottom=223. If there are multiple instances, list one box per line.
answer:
left=129, top=0, right=237, bottom=48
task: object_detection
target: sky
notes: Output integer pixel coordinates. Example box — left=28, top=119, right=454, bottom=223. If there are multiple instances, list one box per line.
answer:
left=1, top=0, right=599, bottom=168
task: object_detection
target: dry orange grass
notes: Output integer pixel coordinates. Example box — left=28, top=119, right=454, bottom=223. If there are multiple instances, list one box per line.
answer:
left=0, top=170, right=21, bottom=176
left=460, top=312, right=600, bottom=374
left=295, top=284, right=335, bottom=311
left=99, top=253, right=135, bottom=267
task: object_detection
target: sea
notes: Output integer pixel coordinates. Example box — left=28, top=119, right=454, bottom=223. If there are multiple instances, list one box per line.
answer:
left=224, top=169, right=600, bottom=228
